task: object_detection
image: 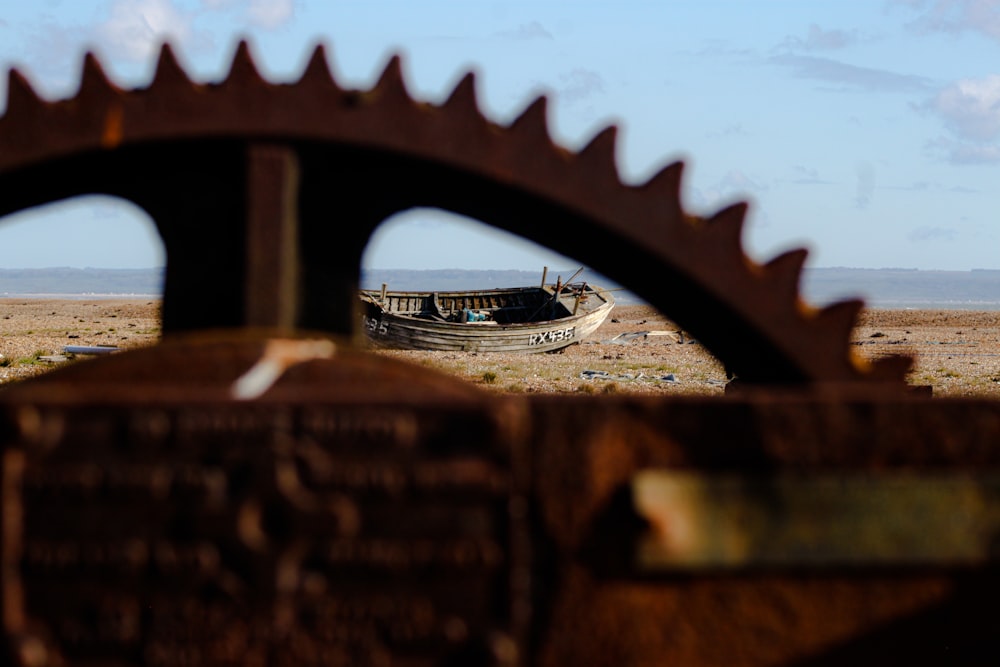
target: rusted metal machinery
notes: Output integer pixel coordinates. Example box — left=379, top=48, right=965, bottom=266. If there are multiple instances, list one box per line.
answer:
left=1, top=43, right=998, bottom=666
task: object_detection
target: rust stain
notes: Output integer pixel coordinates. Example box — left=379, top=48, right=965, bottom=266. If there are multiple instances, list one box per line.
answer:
left=100, top=104, right=124, bottom=148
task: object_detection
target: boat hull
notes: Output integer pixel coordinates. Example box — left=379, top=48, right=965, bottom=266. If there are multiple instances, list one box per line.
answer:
left=361, top=285, right=615, bottom=353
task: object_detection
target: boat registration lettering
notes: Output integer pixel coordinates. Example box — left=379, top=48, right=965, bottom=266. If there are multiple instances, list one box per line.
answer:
left=364, top=315, right=388, bottom=336
left=529, top=327, right=575, bottom=346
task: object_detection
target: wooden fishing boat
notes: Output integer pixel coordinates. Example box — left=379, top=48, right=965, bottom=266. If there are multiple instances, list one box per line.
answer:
left=360, top=280, right=615, bottom=353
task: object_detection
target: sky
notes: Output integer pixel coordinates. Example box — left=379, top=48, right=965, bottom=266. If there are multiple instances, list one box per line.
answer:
left=0, top=0, right=999, bottom=271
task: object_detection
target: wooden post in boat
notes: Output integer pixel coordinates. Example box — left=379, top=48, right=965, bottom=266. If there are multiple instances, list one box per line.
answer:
left=529, top=269, right=586, bottom=321
left=380, top=283, right=387, bottom=303
left=573, top=284, right=585, bottom=315
left=562, top=267, right=585, bottom=290
left=540, top=266, right=548, bottom=288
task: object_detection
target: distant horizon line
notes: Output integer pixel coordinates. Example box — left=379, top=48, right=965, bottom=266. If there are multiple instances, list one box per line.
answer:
left=4, top=266, right=1000, bottom=273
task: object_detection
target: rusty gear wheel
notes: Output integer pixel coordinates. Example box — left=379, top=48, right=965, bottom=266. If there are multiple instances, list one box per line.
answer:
left=0, top=42, right=910, bottom=386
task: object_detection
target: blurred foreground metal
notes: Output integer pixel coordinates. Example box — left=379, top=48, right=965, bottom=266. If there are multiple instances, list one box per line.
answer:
left=1, top=43, right=998, bottom=665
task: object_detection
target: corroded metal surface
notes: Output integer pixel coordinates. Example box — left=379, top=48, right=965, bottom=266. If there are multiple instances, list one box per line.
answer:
left=1, top=43, right=998, bottom=666
left=529, top=393, right=1000, bottom=666
left=1, top=340, right=530, bottom=666
left=5, top=375, right=1000, bottom=665
left=633, top=470, right=1000, bottom=569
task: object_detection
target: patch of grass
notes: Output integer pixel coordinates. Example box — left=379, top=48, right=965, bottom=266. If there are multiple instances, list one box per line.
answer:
left=576, top=382, right=595, bottom=394
left=601, top=382, right=619, bottom=394
left=481, top=371, right=497, bottom=384
left=16, top=350, right=51, bottom=366
left=505, top=383, right=525, bottom=393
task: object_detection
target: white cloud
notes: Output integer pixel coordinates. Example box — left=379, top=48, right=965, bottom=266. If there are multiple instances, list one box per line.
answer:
left=789, top=165, right=834, bottom=185
left=903, top=0, right=1000, bottom=42
left=496, top=21, right=553, bottom=41
left=781, top=24, right=860, bottom=51
left=706, top=123, right=749, bottom=139
left=690, top=169, right=767, bottom=213
left=770, top=55, right=933, bottom=93
left=854, top=162, right=875, bottom=209
left=247, top=0, right=295, bottom=29
left=96, top=0, right=193, bottom=62
left=717, top=169, right=767, bottom=194
left=199, top=0, right=295, bottom=29
left=930, top=74, right=1000, bottom=141
left=558, top=68, right=605, bottom=103
left=14, top=18, right=81, bottom=80
left=926, top=136, right=1000, bottom=163
left=952, top=143, right=1000, bottom=162
left=909, top=226, right=958, bottom=242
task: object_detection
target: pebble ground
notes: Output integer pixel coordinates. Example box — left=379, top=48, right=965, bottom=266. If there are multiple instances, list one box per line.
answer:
left=1, top=299, right=998, bottom=397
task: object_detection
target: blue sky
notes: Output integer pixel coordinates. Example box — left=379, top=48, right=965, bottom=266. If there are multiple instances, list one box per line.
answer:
left=1, top=0, right=999, bottom=271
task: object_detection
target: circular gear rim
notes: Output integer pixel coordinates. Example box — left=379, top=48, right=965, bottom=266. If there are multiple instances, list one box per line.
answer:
left=0, top=41, right=911, bottom=386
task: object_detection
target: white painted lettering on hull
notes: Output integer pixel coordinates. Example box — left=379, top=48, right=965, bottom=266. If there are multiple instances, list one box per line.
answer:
left=364, top=315, right=388, bottom=336
left=529, top=327, right=575, bottom=346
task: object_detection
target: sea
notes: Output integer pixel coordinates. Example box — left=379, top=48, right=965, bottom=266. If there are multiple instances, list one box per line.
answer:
left=0, top=293, right=160, bottom=300
left=4, top=267, right=1000, bottom=311
left=7, top=293, right=998, bottom=311
left=858, top=299, right=1000, bottom=311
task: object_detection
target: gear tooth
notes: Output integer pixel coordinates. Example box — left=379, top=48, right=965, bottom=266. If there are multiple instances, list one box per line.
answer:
left=4, top=68, right=43, bottom=116
left=79, top=51, right=118, bottom=96
left=298, top=43, right=341, bottom=90
left=508, top=95, right=552, bottom=145
left=151, top=42, right=192, bottom=89
left=815, top=299, right=864, bottom=342
left=372, top=54, right=410, bottom=101
left=225, top=40, right=265, bottom=85
left=867, top=354, right=914, bottom=383
left=702, top=203, right=747, bottom=253
left=762, top=248, right=808, bottom=301
left=640, top=161, right=684, bottom=196
left=441, top=71, right=479, bottom=114
left=577, top=125, right=619, bottom=178
left=635, top=161, right=686, bottom=225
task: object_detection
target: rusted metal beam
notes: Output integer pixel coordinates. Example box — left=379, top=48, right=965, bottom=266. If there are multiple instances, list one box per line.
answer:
left=3, top=365, right=1000, bottom=665
left=632, top=470, right=1000, bottom=569
left=245, top=144, right=301, bottom=329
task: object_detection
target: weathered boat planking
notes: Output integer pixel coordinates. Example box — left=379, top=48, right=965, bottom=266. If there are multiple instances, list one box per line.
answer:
left=360, top=282, right=615, bottom=352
